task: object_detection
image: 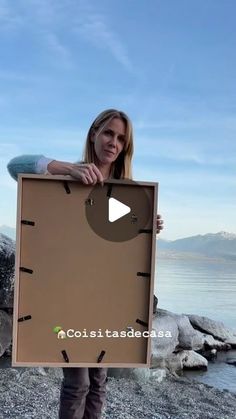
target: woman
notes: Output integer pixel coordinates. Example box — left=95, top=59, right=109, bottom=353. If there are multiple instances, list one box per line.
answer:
left=7, top=109, right=164, bottom=419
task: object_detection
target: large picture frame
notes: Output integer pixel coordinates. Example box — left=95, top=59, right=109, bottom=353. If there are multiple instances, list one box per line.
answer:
left=12, top=174, right=157, bottom=367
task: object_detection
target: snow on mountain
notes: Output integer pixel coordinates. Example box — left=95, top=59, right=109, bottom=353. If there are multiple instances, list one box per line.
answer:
left=158, top=232, right=236, bottom=261
left=0, top=225, right=16, bottom=241
left=0, top=233, right=15, bottom=257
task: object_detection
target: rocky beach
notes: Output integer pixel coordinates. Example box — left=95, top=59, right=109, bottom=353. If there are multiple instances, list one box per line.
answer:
left=0, top=363, right=236, bottom=418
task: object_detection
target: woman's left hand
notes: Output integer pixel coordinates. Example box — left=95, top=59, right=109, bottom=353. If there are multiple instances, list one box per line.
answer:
left=156, top=214, right=164, bottom=234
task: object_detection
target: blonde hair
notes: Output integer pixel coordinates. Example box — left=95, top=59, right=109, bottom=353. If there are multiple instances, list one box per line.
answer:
left=82, top=109, right=134, bottom=180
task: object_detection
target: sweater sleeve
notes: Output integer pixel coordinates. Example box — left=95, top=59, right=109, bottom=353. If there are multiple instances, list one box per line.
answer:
left=7, top=154, right=54, bottom=181
left=36, top=156, right=55, bottom=174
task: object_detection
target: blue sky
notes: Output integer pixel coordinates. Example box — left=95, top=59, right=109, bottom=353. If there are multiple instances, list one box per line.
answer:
left=0, top=0, right=235, bottom=240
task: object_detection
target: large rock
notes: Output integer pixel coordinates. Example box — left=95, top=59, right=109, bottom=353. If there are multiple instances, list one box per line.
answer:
left=155, top=309, right=203, bottom=351
left=195, top=330, right=231, bottom=350
left=0, top=233, right=15, bottom=308
left=186, top=314, right=236, bottom=347
left=176, top=350, right=208, bottom=370
left=151, top=310, right=179, bottom=360
left=176, top=315, right=203, bottom=351
left=0, top=310, right=12, bottom=356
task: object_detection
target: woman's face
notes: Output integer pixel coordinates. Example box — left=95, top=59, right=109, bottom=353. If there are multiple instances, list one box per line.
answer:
left=92, top=117, right=126, bottom=166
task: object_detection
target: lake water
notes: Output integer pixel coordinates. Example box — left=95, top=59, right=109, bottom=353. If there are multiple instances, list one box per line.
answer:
left=155, top=256, right=236, bottom=393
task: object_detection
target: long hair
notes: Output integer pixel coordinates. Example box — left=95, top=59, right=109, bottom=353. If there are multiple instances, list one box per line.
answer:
left=82, top=109, right=134, bottom=180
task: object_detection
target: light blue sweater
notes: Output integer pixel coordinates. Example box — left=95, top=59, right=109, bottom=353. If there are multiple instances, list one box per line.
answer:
left=7, top=155, right=48, bottom=181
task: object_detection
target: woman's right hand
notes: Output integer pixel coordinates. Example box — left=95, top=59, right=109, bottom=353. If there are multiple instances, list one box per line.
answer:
left=47, top=160, right=104, bottom=185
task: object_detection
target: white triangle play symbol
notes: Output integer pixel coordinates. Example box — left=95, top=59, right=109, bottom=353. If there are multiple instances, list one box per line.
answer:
left=108, top=197, right=131, bottom=222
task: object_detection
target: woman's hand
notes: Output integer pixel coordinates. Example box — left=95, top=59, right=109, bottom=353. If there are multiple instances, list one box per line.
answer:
left=69, top=163, right=104, bottom=185
left=156, top=214, right=164, bottom=234
left=47, top=160, right=104, bottom=185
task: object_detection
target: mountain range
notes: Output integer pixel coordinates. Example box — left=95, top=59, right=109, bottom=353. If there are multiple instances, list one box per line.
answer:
left=158, top=231, right=236, bottom=261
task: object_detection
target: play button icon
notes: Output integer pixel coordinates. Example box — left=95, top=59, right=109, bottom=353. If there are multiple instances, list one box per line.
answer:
left=85, top=179, right=156, bottom=242
left=109, top=198, right=131, bottom=222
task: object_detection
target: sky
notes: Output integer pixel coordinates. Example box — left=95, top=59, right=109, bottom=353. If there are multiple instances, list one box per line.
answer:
left=0, top=0, right=236, bottom=240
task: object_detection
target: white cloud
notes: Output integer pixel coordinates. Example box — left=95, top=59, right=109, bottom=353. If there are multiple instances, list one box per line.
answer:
left=74, top=12, right=133, bottom=72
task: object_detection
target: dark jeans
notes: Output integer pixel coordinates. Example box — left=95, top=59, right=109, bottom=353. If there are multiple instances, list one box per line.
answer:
left=59, top=367, right=108, bottom=419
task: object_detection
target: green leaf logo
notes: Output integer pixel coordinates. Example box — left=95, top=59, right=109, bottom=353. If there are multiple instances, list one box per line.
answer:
left=53, top=326, right=62, bottom=334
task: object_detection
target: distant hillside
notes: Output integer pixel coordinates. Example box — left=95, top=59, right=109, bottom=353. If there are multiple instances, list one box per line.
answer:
left=158, top=232, right=236, bottom=261
left=0, top=225, right=16, bottom=240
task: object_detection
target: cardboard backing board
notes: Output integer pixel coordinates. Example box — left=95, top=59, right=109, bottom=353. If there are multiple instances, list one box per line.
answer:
left=12, top=175, right=158, bottom=367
